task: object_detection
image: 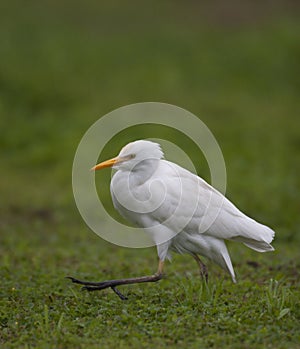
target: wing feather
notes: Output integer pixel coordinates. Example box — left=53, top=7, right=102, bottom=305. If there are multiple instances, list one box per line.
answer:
left=112, top=160, right=275, bottom=251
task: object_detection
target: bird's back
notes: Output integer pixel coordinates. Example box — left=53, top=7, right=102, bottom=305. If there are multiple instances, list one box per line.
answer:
left=111, top=159, right=275, bottom=251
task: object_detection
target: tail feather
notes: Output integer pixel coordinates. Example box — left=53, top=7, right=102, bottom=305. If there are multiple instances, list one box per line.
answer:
left=230, top=221, right=275, bottom=252
left=210, top=202, right=275, bottom=252
left=209, top=240, right=236, bottom=283
left=220, top=251, right=236, bottom=283
left=243, top=240, right=274, bottom=252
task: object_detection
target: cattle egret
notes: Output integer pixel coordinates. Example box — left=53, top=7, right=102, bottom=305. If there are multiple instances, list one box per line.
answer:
left=68, top=140, right=275, bottom=299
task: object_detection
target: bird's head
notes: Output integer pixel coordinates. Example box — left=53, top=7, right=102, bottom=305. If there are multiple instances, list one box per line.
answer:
left=92, top=140, right=164, bottom=172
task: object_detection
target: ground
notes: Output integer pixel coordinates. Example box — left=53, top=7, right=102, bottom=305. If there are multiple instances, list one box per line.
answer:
left=0, top=1, right=300, bottom=348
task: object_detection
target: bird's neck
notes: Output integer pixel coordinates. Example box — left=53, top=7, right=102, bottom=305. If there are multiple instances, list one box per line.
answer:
left=129, top=159, right=160, bottom=185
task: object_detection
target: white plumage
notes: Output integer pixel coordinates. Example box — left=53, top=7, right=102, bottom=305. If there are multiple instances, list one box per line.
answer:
left=95, top=140, right=275, bottom=283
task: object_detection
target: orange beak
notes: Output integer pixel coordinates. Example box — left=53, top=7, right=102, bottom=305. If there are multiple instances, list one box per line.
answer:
left=91, top=157, right=119, bottom=171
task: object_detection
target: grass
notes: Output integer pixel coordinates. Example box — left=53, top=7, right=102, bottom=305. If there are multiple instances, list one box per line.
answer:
left=0, top=1, right=300, bottom=348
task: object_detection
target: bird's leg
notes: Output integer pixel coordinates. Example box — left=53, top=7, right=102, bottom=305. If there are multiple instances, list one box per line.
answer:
left=67, top=260, right=165, bottom=300
left=192, top=254, right=208, bottom=282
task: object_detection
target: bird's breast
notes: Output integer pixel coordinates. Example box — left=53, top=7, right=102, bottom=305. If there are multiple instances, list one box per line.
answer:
left=110, top=170, right=169, bottom=218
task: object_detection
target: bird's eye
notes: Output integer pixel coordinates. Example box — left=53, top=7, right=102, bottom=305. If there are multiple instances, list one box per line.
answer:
left=121, top=154, right=135, bottom=161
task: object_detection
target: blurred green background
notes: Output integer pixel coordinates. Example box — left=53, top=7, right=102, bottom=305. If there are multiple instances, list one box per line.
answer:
left=0, top=1, right=299, bottom=348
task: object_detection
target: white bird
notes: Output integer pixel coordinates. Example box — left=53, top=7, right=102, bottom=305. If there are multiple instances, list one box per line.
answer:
left=69, top=140, right=275, bottom=299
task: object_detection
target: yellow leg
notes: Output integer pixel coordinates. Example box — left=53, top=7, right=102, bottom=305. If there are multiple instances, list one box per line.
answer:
left=157, top=260, right=164, bottom=275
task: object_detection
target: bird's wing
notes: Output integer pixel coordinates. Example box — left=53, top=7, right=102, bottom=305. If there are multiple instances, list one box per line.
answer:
left=205, top=199, right=275, bottom=251
left=163, top=160, right=275, bottom=252
left=111, top=160, right=274, bottom=251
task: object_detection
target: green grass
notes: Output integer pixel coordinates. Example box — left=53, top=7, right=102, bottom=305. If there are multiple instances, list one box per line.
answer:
left=0, top=1, right=300, bottom=348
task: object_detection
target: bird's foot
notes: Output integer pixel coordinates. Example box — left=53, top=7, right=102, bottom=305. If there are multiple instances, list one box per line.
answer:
left=66, top=272, right=163, bottom=300
left=66, top=276, right=129, bottom=300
